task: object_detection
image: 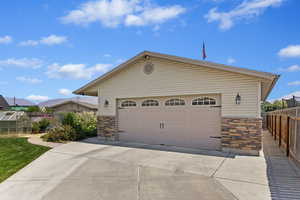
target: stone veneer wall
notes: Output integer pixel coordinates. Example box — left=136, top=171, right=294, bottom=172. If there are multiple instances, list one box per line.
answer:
left=221, top=117, right=262, bottom=155
left=97, top=116, right=118, bottom=140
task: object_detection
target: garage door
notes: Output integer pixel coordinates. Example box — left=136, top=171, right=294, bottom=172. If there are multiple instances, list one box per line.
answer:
left=118, top=96, right=221, bottom=150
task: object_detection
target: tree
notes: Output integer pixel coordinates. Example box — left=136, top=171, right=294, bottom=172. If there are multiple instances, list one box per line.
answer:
left=261, top=100, right=287, bottom=112
left=27, top=106, right=40, bottom=112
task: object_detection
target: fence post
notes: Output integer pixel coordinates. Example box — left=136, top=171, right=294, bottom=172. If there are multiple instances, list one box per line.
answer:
left=295, top=109, right=298, bottom=153
left=287, top=116, right=290, bottom=157
left=274, top=115, right=277, bottom=140
left=266, top=114, right=268, bottom=130
left=271, top=115, right=273, bottom=136
left=268, top=115, right=270, bottom=132
left=272, top=115, right=275, bottom=136
left=279, top=115, right=282, bottom=147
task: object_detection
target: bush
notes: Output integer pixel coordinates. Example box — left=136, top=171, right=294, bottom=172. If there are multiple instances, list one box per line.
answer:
left=42, top=112, right=97, bottom=142
left=73, top=112, right=97, bottom=137
left=62, top=113, right=76, bottom=127
left=32, top=122, right=40, bottom=133
left=27, top=106, right=40, bottom=112
left=31, top=118, right=51, bottom=133
left=39, top=118, right=50, bottom=132
left=42, top=125, right=77, bottom=142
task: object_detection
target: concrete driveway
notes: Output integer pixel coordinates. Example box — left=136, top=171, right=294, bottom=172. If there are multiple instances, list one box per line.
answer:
left=1, top=132, right=300, bottom=200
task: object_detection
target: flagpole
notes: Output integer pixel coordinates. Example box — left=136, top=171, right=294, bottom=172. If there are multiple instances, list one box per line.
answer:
left=202, top=42, right=207, bottom=60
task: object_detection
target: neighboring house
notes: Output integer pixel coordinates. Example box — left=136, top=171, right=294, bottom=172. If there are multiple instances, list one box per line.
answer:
left=74, top=51, right=279, bottom=155
left=38, top=96, right=97, bottom=107
left=0, top=95, right=9, bottom=110
left=49, top=100, right=97, bottom=114
left=5, top=97, right=35, bottom=111
left=284, top=96, right=300, bottom=108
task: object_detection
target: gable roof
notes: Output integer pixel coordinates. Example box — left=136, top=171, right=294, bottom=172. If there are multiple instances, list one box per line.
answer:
left=0, top=95, right=9, bottom=109
left=74, top=51, right=279, bottom=100
left=38, top=97, right=98, bottom=107
left=5, top=97, right=35, bottom=106
left=49, top=100, right=97, bottom=110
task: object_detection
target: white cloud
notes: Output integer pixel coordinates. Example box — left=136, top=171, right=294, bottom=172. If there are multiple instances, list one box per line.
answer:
left=46, top=63, right=111, bottom=79
left=278, top=65, right=300, bottom=72
left=61, top=0, right=185, bottom=28
left=19, top=40, right=39, bottom=46
left=205, top=0, right=284, bottom=30
left=125, top=5, right=185, bottom=26
left=278, top=45, right=300, bottom=58
left=58, top=88, right=72, bottom=96
left=26, top=95, right=49, bottom=102
left=19, top=35, right=67, bottom=46
left=0, top=58, right=43, bottom=69
left=288, top=81, right=300, bottom=86
left=16, top=76, right=42, bottom=84
left=40, top=35, right=67, bottom=45
left=0, top=36, right=13, bottom=44
left=227, top=57, right=236, bottom=64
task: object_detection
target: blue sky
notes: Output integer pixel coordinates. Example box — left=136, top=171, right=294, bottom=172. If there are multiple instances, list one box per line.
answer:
left=0, top=0, right=300, bottom=102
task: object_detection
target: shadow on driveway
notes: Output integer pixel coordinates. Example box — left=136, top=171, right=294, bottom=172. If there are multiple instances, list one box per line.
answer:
left=81, top=137, right=236, bottom=158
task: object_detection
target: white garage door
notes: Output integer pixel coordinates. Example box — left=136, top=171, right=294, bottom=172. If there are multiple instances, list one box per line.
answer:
left=118, top=96, right=221, bottom=150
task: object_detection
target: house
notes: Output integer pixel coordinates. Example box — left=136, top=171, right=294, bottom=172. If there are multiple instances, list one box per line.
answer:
left=74, top=51, right=279, bottom=155
left=284, top=96, right=300, bottom=108
left=49, top=100, right=97, bottom=114
left=5, top=97, right=35, bottom=111
left=0, top=95, right=9, bottom=110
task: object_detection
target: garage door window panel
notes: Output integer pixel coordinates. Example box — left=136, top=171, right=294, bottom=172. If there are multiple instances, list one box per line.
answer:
left=142, top=100, right=159, bottom=107
left=192, top=97, right=216, bottom=105
left=165, top=99, right=185, bottom=106
left=121, top=100, right=137, bottom=107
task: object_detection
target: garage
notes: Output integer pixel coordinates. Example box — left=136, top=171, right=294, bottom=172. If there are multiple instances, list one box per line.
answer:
left=118, top=95, right=221, bottom=150
left=74, top=51, right=279, bottom=154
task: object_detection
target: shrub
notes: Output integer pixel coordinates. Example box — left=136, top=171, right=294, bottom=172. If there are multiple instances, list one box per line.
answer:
left=62, top=113, right=76, bottom=127
left=42, top=112, right=97, bottom=142
left=39, top=118, right=50, bottom=132
left=73, top=112, right=97, bottom=137
left=31, top=118, right=51, bottom=133
left=27, top=106, right=40, bottom=113
left=32, top=122, right=40, bottom=133
left=42, top=125, right=77, bottom=142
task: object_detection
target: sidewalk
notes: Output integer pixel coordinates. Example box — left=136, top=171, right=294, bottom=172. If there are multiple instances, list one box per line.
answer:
left=27, top=134, right=63, bottom=148
left=262, top=131, right=300, bottom=199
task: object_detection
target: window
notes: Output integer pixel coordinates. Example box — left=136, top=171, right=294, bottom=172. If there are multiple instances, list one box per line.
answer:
left=142, top=100, right=159, bottom=107
left=121, top=100, right=136, bottom=107
left=192, top=97, right=216, bottom=105
left=165, top=99, right=185, bottom=106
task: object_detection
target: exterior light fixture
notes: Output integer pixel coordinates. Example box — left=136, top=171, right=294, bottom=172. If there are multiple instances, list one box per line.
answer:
left=235, top=93, right=241, bottom=105
left=104, top=100, right=109, bottom=107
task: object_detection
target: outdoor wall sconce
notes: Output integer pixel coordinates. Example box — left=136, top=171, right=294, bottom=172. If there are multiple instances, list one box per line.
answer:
left=235, top=93, right=241, bottom=105
left=104, top=100, right=109, bottom=107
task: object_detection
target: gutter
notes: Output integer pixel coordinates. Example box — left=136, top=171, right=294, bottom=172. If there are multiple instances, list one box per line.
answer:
left=263, top=74, right=280, bottom=101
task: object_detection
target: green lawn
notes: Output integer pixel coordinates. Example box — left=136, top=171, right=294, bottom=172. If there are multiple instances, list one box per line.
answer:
left=0, top=137, right=50, bottom=183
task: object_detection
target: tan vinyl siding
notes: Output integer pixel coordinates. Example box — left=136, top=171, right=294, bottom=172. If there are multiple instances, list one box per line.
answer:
left=93, top=57, right=261, bottom=118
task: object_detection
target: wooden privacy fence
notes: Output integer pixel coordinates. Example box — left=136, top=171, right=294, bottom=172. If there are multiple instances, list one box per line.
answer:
left=266, top=107, right=300, bottom=164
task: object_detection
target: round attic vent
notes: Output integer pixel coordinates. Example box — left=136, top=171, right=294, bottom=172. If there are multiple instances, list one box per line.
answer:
left=144, top=62, right=154, bottom=75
